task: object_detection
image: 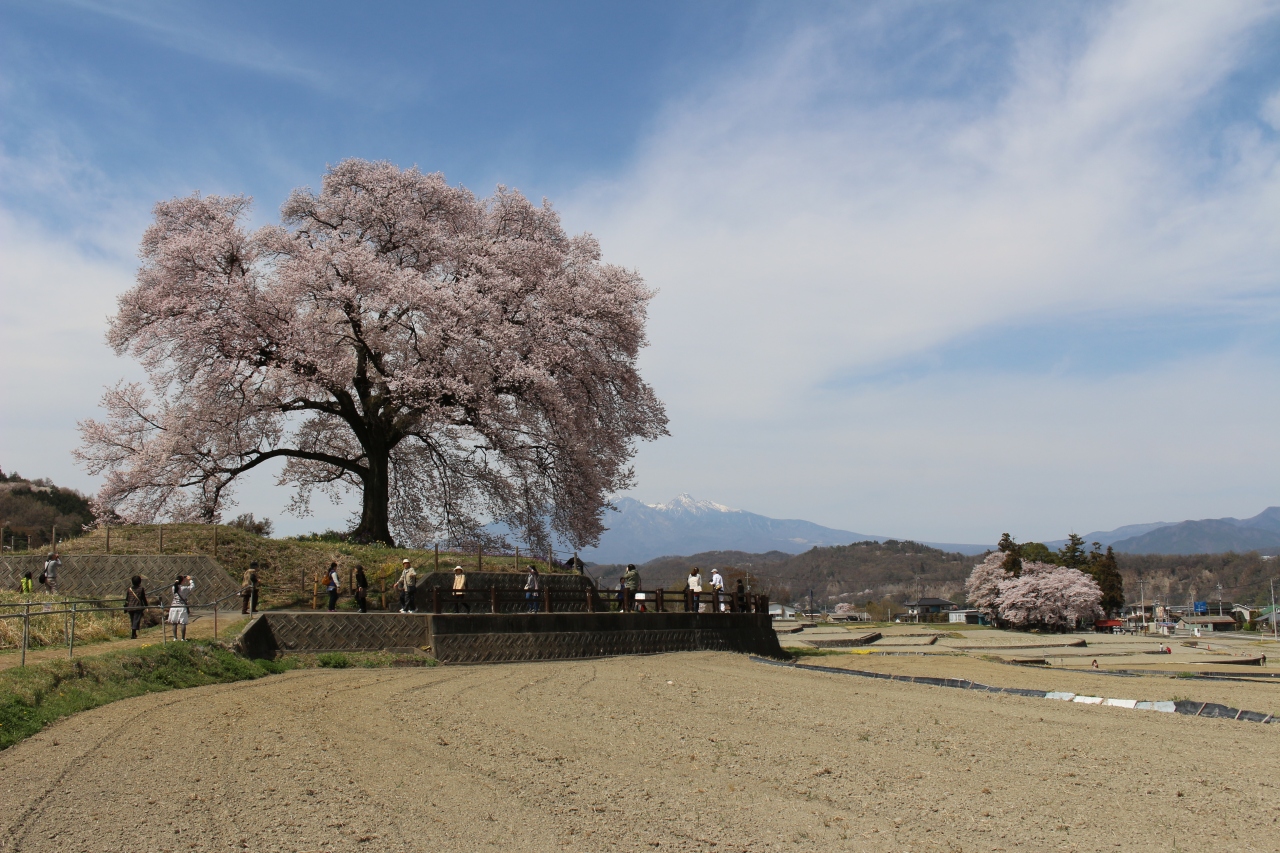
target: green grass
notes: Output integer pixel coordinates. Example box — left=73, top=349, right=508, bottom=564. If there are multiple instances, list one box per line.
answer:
left=0, top=641, right=296, bottom=750
left=0, top=642, right=440, bottom=751
left=51, top=522, right=567, bottom=610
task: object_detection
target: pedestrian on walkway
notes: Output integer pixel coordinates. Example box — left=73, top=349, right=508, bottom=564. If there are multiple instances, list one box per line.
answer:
left=354, top=565, right=369, bottom=613
left=525, top=565, right=541, bottom=612
left=125, top=575, right=148, bottom=639
left=710, top=568, right=726, bottom=611
left=622, top=564, right=640, bottom=612
left=42, top=552, right=60, bottom=593
left=451, top=566, right=471, bottom=613
left=325, top=562, right=341, bottom=611
left=20, top=571, right=32, bottom=595
left=396, top=560, right=419, bottom=613
left=167, top=575, right=194, bottom=640
left=686, top=567, right=703, bottom=612
left=241, top=562, right=260, bottom=614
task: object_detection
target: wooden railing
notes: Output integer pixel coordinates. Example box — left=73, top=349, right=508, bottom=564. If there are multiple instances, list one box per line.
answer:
left=416, top=586, right=770, bottom=615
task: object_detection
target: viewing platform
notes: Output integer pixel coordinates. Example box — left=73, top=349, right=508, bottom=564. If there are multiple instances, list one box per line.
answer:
left=237, top=575, right=783, bottom=663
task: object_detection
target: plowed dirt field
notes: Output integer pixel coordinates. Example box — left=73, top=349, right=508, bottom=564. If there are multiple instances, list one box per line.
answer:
left=1, top=651, right=1276, bottom=852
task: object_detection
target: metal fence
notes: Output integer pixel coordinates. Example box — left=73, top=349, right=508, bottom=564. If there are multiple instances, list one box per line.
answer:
left=0, top=589, right=246, bottom=667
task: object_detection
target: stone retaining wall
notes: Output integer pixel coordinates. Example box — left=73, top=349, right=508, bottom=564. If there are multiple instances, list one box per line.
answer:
left=235, top=611, right=784, bottom=663
left=0, top=554, right=240, bottom=604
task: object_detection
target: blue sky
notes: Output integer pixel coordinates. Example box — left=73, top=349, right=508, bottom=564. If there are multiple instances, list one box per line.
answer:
left=3, top=1, right=1280, bottom=544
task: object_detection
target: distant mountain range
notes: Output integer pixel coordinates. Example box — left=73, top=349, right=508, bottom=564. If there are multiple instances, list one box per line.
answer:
left=575, top=494, right=989, bottom=564
left=1045, top=507, right=1280, bottom=556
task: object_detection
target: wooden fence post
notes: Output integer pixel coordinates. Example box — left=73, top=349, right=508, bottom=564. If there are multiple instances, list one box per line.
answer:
left=434, top=543, right=440, bottom=574
left=105, top=524, right=110, bottom=554
left=490, top=586, right=498, bottom=614
left=158, top=524, right=163, bottom=553
left=432, top=586, right=442, bottom=614
left=543, top=586, right=552, bottom=613
left=477, top=545, right=482, bottom=572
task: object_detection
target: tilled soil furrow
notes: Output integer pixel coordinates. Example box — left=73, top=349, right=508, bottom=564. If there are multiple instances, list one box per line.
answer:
left=1, top=652, right=1278, bottom=852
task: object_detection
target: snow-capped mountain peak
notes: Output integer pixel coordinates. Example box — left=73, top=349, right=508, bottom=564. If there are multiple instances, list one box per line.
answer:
left=646, top=494, right=739, bottom=514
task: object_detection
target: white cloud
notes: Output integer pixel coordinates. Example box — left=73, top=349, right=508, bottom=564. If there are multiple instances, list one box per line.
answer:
left=563, top=1, right=1280, bottom=537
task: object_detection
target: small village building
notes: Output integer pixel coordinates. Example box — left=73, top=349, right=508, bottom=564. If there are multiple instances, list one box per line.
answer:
left=768, top=603, right=798, bottom=619
left=1175, top=615, right=1239, bottom=634
left=948, top=608, right=986, bottom=625
left=903, top=597, right=957, bottom=623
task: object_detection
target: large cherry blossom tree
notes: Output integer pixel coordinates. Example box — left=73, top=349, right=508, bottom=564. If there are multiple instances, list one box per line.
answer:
left=964, top=554, right=1102, bottom=630
left=77, top=160, right=668, bottom=547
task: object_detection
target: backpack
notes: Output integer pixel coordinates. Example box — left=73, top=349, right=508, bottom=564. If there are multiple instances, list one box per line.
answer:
left=37, top=571, right=47, bottom=585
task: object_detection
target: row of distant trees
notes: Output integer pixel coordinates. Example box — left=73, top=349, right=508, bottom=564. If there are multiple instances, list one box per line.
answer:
left=965, top=533, right=1125, bottom=630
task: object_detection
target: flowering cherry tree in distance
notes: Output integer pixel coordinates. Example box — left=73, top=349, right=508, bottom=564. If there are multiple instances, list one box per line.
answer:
left=77, top=160, right=668, bottom=547
left=964, top=554, right=1102, bottom=630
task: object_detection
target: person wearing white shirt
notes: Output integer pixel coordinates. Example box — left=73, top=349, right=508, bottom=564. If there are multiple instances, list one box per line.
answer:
left=686, top=567, right=703, bottom=612
left=167, top=575, right=195, bottom=640
left=709, top=568, right=726, bottom=612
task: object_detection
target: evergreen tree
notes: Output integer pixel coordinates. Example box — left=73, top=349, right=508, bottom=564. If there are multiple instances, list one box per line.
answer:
left=1085, top=545, right=1125, bottom=616
left=997, top=532, right=1022, bottom=577
left=1057, top=533, right=1087, bottom=569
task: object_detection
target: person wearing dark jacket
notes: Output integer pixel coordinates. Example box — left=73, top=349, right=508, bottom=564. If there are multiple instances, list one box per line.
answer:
left=125, top=575, right=148, bottom=639
left=354, top=565, right=369, bottom=613
left=621, top=564, right=640, bottom=612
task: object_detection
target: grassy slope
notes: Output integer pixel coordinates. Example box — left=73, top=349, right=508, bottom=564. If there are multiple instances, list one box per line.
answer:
left=0, top=642, right=442, bottom=750
left=0, top=641, right=290, bottom=749
left=54, top=524, right=558, bottom=608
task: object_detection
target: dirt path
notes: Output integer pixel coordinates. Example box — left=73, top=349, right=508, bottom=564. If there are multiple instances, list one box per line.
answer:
left=1, top=651, right=1277, bottom=852
left=0, top=612, right=249, bottom=672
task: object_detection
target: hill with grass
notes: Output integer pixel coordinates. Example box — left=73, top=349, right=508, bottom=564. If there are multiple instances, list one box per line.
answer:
left=49, top=524, right=557, bottom=609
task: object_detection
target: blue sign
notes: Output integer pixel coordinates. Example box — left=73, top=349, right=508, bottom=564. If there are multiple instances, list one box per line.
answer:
left=1194, top=601, right=1208, bottom=615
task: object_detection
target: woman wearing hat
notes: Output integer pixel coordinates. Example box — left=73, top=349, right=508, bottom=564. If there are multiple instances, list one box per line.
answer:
left=451, top=566, right=470, bottom=613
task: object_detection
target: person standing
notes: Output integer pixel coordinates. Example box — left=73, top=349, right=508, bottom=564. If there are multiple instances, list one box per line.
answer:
left=241, top=562, right=260, bottom=614
left=622, top=564, right=641, bottom=612
left=524, top=565, right=541, bottom=612
left=125, top=575, right=148, bottom=639
left=20, top=571, right=32, bottom=595
left=391, top=558, right=407, bottom=612
left=396, top=560, right=419, bottom=613
left=42, top=552, right=61, bottom=594
left=325, top=562, right=341, bottom=612
left=735, top=578, right=746, bottom=611
left=710, top=568, right=726, bottom=612
left=167, top=574, right=194, bottom=640
left=354, top=565, right=369, bottom=613
left=686, top=567, right=703, bottom=613
left=451, top=566, right=471, bottom=613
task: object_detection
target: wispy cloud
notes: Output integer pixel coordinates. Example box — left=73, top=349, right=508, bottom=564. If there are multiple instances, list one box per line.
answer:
left=41, top=0, right=339, bottom=93
left=567, top=1, right=1280, bottom=535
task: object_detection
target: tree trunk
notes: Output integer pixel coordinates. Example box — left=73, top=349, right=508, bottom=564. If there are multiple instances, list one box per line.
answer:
left=351, top=450, right=394, bottom=546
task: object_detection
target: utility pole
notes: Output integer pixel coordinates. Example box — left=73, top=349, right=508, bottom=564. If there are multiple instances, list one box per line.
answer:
left=1262, top=577, right=1278, bottom=639
left=1138, top=580, right=1147, bottom=632
left=1216, top=582, right=1223, bottom=617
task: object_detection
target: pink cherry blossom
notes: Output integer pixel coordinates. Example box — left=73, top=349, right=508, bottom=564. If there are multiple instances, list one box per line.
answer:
left=77, top=160, right=668, bottom=547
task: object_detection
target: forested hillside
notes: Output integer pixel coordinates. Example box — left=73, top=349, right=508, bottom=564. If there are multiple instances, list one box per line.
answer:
left=0, top=469, right=95, bottom=550
left=594, top=537, right=1280, bottom=610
